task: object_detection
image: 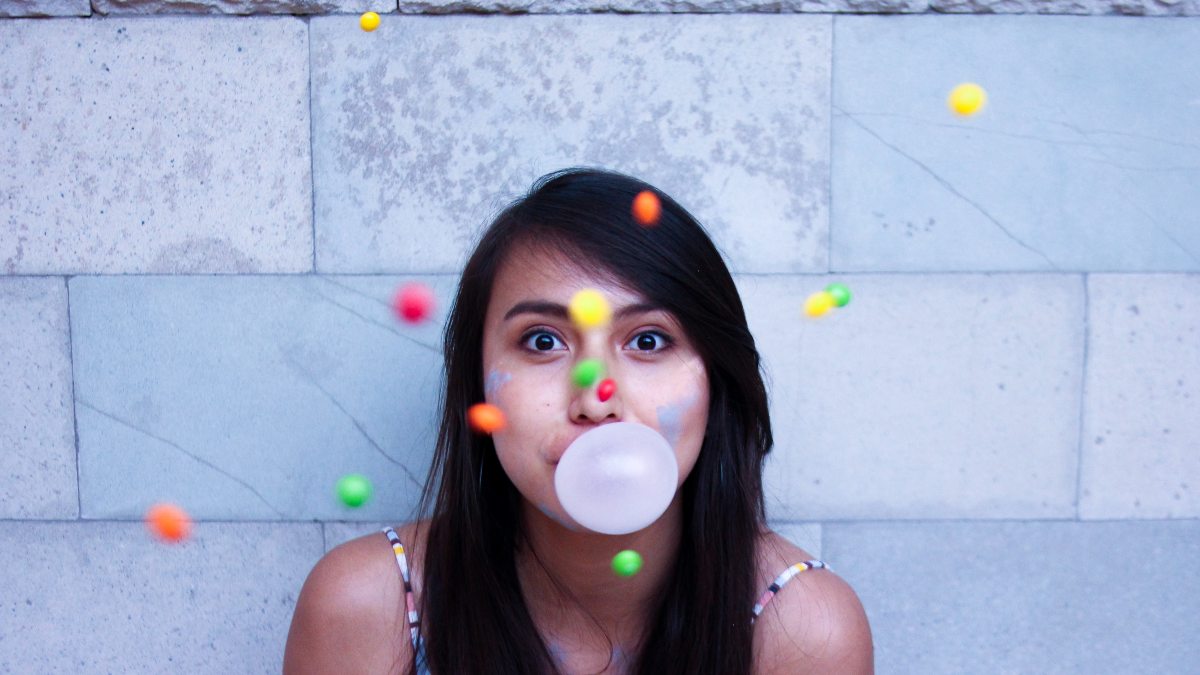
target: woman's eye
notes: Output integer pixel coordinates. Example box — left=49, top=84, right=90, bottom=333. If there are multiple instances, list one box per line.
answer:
left=522, top=331, right=565, bottom=352
left=626, top=331, right=672, bottom=352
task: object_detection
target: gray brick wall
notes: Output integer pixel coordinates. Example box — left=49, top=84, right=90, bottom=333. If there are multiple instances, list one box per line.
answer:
left=1, top=9, right=1197, bottom=674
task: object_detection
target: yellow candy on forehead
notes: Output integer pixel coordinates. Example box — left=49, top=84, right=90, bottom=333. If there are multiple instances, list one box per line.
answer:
left=568, top=288, right=612, bottom=329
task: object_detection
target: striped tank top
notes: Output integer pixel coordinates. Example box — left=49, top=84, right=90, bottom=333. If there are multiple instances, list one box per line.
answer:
left=382, top=526, right=828, bottom=674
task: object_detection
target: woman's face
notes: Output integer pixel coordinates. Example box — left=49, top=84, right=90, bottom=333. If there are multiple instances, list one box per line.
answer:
left=480, top=244, right=710, bottom=532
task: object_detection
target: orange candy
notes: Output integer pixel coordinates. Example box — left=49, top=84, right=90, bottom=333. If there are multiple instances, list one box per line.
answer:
left=632, top=190, right=661, bottom=226
left=145, top=503, right=192, bottom=543
left=467, top=403, right=506, bottom=434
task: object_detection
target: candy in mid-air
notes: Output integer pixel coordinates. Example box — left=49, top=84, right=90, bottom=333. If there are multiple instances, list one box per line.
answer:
left=145, top=502, right=192, bottom=543
left=947, top=82, right=987, bottom=116
left=803, top=290, right=836, bottom=318
left=467, top=402, right=506, bottom=434
left=392, top=282, right=435, bottom=324
left=359, top=11, right=381, bottom=32
left=555, top=422, right=678, bottom=535
left=568, top=288, right=611, bottom=329
left=597, top=378, right=616, bottom=403
left=825, top=283, right=852, bottom=308
left=572, top=358, right=604, bottom=388
left=632, top=190, right=662, bottom=226
left=612, top=549, right=644, bottom=577
left=337, top=474, right=373, bottom=507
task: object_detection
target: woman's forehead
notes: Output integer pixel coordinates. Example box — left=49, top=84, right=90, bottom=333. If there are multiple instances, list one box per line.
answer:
left=490, top=245, right=642, bottom=306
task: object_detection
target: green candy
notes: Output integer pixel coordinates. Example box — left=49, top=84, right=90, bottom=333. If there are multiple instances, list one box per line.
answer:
left=337, top=474, right=373, bottom=508
left=825, top=283, right=852, bottom=308
left=611, top=549, right=643, bottom=577
left=571, top=358, right=604, bottom=388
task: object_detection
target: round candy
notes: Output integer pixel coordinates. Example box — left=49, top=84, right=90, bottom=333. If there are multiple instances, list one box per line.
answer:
left=145, top=502, right=192, bottom=543
left=803, top=291, right=835, bottom=318
left=948, top=82, right=987, bottom=116
left=597, top=378, right=616, bottom=403
left=569, top=288, right=611, bottom=329
left=632, top=190, right=662, bottom=226
left=359, top=11, right=381, bottom=32
left=612, top=549, right=644, bottom=577
left=393, top=282, right=435, bottom=324
left=554, top=422, right=678, bottom=535
left=572, top=359, right=604, bottom=388
left=825, top=283, right=852, bottom=308
left=467, top=402, right=506, bottom=434
left=337, top=474, right=373, bottom=508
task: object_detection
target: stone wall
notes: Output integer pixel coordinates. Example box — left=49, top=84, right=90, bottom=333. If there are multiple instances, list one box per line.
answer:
left=2, top=8, right=1198, bottom=675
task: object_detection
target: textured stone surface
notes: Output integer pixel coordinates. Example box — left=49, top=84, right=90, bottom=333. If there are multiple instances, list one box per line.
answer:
left=70, top=275, right=453, bottom=520
left=0, top=521, right=322, bottom=674
left=311, top=14, right=830, bottom=274
left=930, top=0, right=1200, bottom=14
left=0, top=18, right=311, bottom=274
left=1081, top=275, right=1200, bottom=518
left=394, top=0, right=931, bottom=11
left=0, top=278, right=78, bottom=519
left=0, top=0, right=89, bottom=16
left=825, top=520, right=1200, bottom=672
left=740, top=273, right=1084, bottom=520
left=832, top=16, right=1200, bottom=272
left=93, top=0, right=388, bottom=15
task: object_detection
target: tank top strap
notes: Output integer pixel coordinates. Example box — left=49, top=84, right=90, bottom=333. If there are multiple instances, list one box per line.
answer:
left=381, top=526, right=424, bottom=661
left=751, top=559, right=830, bottom=623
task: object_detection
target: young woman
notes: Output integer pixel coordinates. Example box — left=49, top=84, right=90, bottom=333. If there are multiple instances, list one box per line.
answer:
left=284, top=168, right=873, bottom=674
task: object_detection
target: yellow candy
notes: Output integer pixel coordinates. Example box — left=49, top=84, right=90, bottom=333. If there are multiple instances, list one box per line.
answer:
left=947, top=82, right=987, bottom=117
left=804, top=291, right=835, bottom=318
left=569, top=289, right=611, bottom=329
left=359, top=11, right=381, bottom=32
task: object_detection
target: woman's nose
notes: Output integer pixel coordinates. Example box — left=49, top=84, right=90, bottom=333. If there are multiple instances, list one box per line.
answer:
left=568, top=337, right=621, bottom=423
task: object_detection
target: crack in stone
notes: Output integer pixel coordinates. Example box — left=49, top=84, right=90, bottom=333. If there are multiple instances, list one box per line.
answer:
left=304, top=278, right=440, bottom=354
left=1051, top=119, right=1200, bottom=266
left=76, top=400, right=285, bottom=517
left=836, top=107, right=1059, bottom=269
left=280, top=351, right=424, bottom=491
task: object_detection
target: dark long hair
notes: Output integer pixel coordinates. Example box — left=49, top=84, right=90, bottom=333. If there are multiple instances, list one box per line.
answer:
left=412, top=167, right=773, bottom=674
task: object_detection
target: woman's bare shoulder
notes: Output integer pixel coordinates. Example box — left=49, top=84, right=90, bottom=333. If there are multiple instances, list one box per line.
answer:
left=282, top=521, right=429, bottom=675
left=752, top=528, right=874, bottom=674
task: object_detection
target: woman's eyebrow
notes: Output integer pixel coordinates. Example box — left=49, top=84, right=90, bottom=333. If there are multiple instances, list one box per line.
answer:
left=503, top=300, right=664, bottom=322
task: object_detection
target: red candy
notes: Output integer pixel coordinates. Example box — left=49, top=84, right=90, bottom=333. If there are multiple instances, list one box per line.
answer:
left=393, top=282, right=435, bottom=324
left=597, top=378, right=616, bottom=403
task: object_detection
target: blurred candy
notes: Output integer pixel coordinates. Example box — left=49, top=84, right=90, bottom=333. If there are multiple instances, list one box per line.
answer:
left=554, top=422, right=678, bottom=535
left=359, top=11, right=381, bottom=31
left=145, top=502, right=192, bottom=543
left=632, top=190, right=661, bottom=226
left=825, top=283, right=852, bottom=307
left=337, top=474, right=373, bottom=508
left=803, top=291, right=836, bottom=318
left=393, top=282, right=435, bottom=324
left=569, top=288, right=611, bottom=329
left=597, top=378, right=616, bottom=403
left=612, top=549, right=644, bottom=577
left=948, top=82, right=987, bottom=116
left=572, top=359, right=604, bottom=388
left=468, top=402, right=507, bottom=434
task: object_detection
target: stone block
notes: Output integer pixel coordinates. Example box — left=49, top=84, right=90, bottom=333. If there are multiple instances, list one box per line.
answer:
left=311, top=14, right=831, bottom=274
left=0, top=520, right=322, bottom=674
left=740, top=273, right=1084, bottom=519
left=93, top=0, right=390, bottom=15
left=0, top=277, right=77, bottom=519
left=0, top=18, right=311, bottom=274
left=1081, top=274, right=1200, bottom=518
left=824, top=520, right=1200, bottom=672
left=0, top=0, right=89, bottom=16
left=70, top=275, right=452, bottom=520
left=831, top=16, right=1200, bottom=271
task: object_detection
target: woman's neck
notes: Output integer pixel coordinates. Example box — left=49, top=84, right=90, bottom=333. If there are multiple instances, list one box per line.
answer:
left=515, top=492, right=685, bottom=657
